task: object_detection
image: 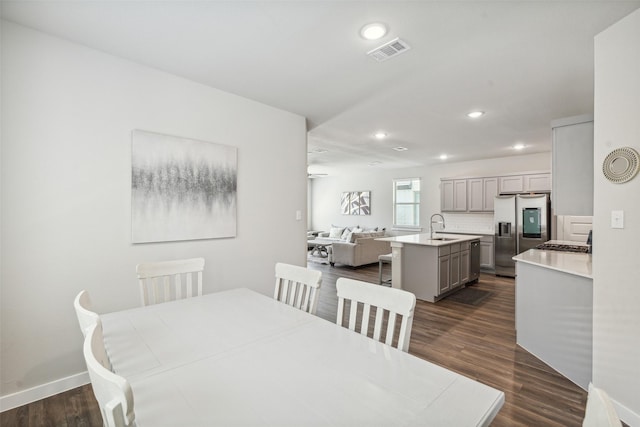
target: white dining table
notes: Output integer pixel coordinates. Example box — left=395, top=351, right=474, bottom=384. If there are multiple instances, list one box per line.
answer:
left=101, top=288, right=504, bottom=426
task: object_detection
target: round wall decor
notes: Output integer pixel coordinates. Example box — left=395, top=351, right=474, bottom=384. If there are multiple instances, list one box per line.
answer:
left=602, top=146, right=640, bottom=183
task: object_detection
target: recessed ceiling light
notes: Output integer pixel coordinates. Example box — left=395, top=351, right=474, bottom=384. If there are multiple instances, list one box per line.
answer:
left=360, top=23, right=387, bottom=40
left=513, top=143, right=526, bottom=150
left=374, top=131, right=387, bottom=139
left=467, top=111, right=485, bottom=119
left=439, top=154, right=448, bottom=160
left=368, top=161, right=382, bottom=166
left=392, top=146, right=408, bottom=152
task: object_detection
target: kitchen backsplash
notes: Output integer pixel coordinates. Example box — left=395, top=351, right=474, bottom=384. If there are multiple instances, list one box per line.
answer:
left=441, top=213, right=494, bottom=235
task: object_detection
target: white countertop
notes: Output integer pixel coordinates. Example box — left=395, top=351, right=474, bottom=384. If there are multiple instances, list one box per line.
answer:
left=513, top=249, right=592, bottom=279
left=438, top=229, right=494, bottom=236
left=378, top=233, right=482, bottom=246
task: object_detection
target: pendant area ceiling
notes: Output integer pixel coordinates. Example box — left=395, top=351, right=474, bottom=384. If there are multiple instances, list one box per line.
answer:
left=2, top=1, right=639, bottom=175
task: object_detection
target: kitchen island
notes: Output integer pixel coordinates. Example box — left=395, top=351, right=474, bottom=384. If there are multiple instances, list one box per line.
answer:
left=513, top=246, right=592, bottom=390
left=377, top=233, right=481, bottom=302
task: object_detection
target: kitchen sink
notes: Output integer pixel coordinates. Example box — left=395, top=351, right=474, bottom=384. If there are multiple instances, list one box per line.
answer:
left=431, top=237, right=458, bottom=241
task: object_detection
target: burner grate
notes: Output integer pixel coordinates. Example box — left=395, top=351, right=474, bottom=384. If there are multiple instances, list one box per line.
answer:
left=535, top=243, right=590, bottom=253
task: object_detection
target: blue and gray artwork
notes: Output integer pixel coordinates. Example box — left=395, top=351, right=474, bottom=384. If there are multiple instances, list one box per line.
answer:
left=131, top=130, right=237, bottom=243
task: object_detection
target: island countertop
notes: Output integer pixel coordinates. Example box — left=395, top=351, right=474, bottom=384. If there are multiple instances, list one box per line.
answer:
left=513, top=249, right=592, bottom=279
left=377, top=233, right=482, bottom=246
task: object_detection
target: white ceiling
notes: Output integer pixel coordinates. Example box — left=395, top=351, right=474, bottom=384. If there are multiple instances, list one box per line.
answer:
left=3, top=1, right=639, bottom=175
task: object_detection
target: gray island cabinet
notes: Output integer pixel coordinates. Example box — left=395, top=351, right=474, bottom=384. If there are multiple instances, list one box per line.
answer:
left=377, top=233, right=481, bottom=302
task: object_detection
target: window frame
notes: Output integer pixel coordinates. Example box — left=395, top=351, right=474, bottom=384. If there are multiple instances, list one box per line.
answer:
left=392, top=177, right=421, bottom=229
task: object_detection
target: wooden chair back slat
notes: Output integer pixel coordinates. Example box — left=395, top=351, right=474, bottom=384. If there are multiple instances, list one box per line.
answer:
left=336, top=278, right=416, bottom=352
left=136, top=258, right=205, bottom=306
left=274, top=263, right=322, bottom=315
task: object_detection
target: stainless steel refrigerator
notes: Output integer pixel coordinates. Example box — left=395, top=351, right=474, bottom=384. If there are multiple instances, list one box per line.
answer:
left=494, top=194, right=550, bottom=277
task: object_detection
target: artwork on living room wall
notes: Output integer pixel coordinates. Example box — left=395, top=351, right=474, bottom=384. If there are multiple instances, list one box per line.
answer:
left=131, top=130, right=237, bottom=243
left=341, top=191, right=371, bottom=215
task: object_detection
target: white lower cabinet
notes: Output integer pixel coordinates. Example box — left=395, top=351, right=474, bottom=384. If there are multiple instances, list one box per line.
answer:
left=439, top=243, right=465, bottom=293
left=450, top=251, right=461, bottom=288
left=460, top=249, right=470, bottom=283
left=438, top=255, right=451, bottom=294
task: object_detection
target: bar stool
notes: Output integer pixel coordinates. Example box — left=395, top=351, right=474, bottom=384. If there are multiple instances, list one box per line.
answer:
left=378, top=253, right=392, bottom=286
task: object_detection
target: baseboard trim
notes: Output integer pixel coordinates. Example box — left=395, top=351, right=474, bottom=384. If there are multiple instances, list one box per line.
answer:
left=0, top=371, right=90, bottom=412
left=614, top=398, right=639, bottom=427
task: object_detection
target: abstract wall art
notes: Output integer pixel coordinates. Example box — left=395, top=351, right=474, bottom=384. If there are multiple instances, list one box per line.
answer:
left=341, top=191, right=371, bottom=215
left=131, top=130, right=237, bottom=243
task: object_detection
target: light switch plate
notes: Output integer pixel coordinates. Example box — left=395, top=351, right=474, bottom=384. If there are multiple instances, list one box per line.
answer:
left=611, top=210, right=624, bottom=229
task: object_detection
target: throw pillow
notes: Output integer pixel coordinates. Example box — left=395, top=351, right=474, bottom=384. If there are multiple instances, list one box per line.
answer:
left=345, top=227, right=363, bottom=243
left=340, top=227, right=352, bottom=241
left=328, top=227, right=344, bottom=239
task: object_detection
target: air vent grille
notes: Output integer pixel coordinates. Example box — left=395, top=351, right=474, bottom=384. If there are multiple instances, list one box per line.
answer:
left=367, top=38, right=411, bottom=62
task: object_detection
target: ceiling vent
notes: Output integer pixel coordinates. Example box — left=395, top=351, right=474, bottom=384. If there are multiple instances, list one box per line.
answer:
left=367, top=38, right=411, bottom=62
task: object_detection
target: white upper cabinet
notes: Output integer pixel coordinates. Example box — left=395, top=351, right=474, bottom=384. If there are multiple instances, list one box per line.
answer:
left=453, top=180, right=467, bottom=211
left=468, top=179, right=483, bottom=211
left=524, top=173, right=552, bottom=193
left=468, top=178, right=498, bottom=212
left=442, top=172, right=549, bottom=213
left=441, top=180, right=454, bottom=211
left=441, top=179, right=467, bottom=212
left=499, top=173, right=551, bottom=194
left=483, top=178, right=499, bottom=210
left=499, top=175, right=524, bottom=193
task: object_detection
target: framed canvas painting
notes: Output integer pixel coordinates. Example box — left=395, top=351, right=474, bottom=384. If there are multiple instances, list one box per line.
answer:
left=341, top=191, right=371, bottom=216
left=131, top=130, right=237, bottom=243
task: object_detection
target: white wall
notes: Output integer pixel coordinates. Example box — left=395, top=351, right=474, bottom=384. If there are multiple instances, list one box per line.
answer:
left=310, top=152, right=550, bottom=233
left=593, top=9, right=640, bottom=425
left=0, top=21, right=307, bottom=402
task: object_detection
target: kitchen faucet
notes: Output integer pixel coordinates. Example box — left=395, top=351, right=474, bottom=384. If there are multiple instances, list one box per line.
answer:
left=430, top=213, right=445, bottom=239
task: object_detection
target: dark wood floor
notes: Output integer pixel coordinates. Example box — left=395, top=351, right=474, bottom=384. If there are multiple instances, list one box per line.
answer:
left=1, top=262, right=588, bottom=426
left=0, top=384, right=101, bottom=427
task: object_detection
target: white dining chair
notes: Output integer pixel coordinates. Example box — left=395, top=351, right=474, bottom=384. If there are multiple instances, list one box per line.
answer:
left=336, top=277, right=416, bottom=352
left=74, top=290, right=99, bottom=337
left=582, top=382, right=622, bottom=427
left=274, top=262, right=322, bottom=315
left=84, top=321, right=136, bottom=427
left=136, top=257, right=205, bottom=306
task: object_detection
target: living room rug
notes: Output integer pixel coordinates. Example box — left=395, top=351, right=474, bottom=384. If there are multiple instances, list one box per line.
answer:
left=307, top=253, right=330, bottom=265
left=445, top=287, right=493, bottom=306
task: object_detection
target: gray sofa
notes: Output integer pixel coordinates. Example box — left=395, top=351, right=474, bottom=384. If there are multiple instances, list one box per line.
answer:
left=328, top=231, right=391, bottom=267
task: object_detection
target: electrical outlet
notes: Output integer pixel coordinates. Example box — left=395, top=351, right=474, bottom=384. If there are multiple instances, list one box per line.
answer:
left=611, top=210, right=624, bottom=229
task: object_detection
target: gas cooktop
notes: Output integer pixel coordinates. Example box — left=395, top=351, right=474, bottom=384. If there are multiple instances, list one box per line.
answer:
left=535, top=242, right=590, bottom=253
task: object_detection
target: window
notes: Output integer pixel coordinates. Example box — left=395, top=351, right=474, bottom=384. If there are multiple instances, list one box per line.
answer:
left=393, top=178, right=421, bottom=228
